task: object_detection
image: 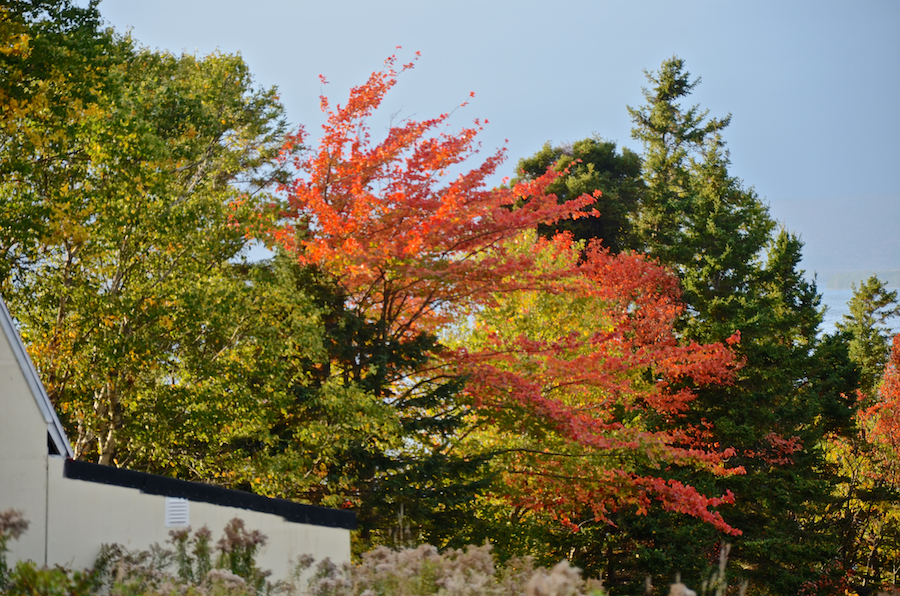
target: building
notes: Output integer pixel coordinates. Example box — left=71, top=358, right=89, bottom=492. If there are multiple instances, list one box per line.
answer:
left=0, top=296, right=354, bottom=579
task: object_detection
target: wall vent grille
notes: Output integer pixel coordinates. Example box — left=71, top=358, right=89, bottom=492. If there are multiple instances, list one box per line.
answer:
left=165, top=497, right=189, bottom=527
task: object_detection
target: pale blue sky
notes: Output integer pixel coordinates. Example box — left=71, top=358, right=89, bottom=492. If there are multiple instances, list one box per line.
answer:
left=97, top=0, right=899, bottom=277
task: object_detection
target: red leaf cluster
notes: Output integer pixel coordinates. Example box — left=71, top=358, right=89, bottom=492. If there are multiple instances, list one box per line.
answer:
left=453, top=242, right=742, bottom=535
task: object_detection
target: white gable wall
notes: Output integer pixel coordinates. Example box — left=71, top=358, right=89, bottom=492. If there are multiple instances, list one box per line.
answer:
left=0, top=310, right=52, bottom=566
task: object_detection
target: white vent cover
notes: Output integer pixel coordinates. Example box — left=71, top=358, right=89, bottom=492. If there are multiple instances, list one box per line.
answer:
left=165, top=497, right=189, bottom=527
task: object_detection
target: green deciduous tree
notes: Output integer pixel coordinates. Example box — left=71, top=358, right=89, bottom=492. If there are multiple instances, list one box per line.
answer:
left=0, top=0, right=118, bottom=284
left=1, top=4, right=291, bottom=467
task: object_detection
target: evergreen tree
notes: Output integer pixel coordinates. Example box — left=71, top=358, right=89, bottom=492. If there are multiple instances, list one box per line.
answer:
left=836, top=275, right=900, bottom=400
left=626, top=58, right=731, bottom=264
left=602, top=57, right=859, bottom=594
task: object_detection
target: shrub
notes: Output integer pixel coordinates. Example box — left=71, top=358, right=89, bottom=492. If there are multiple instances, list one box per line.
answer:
left=8, top=509, right=764, bottom=595
left=93, top=518, right=271, bottom=596
left=287, top=543, right=606, bottom=596
left=0, top=512, right=614, bottom=595
left=0, top=509, right=29, bottom=589
left=3, top=561, right=100, bottom=596
left=215, top=518, right=270, bottom=592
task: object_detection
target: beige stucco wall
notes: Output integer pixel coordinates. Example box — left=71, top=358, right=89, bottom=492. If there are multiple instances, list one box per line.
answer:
left=45, top=458, right=350, bottom=580
left=0, top=323, right=50, bottom=566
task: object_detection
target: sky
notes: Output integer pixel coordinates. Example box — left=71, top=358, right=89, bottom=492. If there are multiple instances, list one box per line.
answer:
left=95, top=0, right=900, bottom=281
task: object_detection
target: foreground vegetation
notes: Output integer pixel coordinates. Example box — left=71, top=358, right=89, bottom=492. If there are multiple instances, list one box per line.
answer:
left=3, top=1, right=900, bottom=594
left=1, top=513, right=747, bottom=596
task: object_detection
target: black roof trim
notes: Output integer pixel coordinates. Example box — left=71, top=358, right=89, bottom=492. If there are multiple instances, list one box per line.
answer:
left=64, top=459, right=356, bottom=530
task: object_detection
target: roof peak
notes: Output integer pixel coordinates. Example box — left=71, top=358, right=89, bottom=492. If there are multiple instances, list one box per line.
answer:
left=0, top=295, right=74, bottom=458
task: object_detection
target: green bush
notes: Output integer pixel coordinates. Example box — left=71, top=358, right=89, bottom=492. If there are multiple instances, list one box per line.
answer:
left=4, top=562, right=100, bottom=596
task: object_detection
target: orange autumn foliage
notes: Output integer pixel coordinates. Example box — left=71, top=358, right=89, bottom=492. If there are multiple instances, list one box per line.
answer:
left=276, top=53, right=596, bottom=341
left=275, top=53, right=742, bottom=535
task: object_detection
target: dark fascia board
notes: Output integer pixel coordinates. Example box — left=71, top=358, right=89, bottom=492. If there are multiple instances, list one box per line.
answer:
left=64, top=459, right=356, bottom=530
left=0, top=296, right=74, bottom=458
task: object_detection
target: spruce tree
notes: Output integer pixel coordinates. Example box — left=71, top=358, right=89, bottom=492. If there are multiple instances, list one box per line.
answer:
left=626, top=58, right=731, bottom=264
left=609, top=57, right=858, bottom=594
left=836, top=275, right=900, bottom=400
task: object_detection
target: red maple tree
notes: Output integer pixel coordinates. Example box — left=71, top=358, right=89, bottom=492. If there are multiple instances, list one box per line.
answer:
left=863, top=334, right=900, bottom=453
left=453, top=241, right=742, bottom=534
left=275, top=53, right=742, bottom=534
